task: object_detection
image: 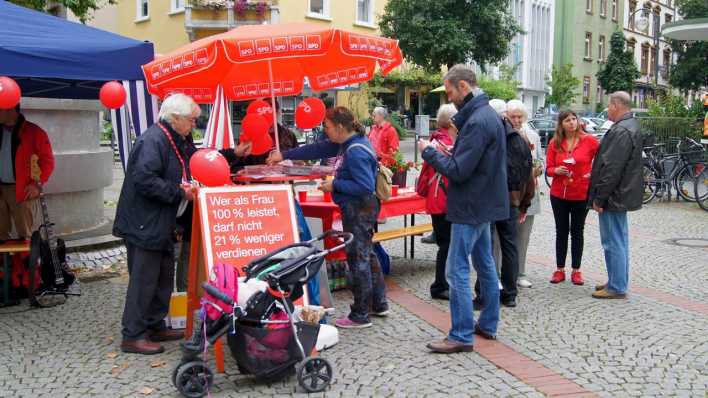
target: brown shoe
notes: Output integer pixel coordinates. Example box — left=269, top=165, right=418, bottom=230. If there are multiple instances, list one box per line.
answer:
left=426, top=338, right=474, bottom=354
left=474, top=325, right=497, bottom=340
left=121, top=339, right=165, bottom=355
left=595, top=283, right=607, bottom=291
left=149, top=329, right=185, bottom=342
left=591, top=289, right=627, bottom=299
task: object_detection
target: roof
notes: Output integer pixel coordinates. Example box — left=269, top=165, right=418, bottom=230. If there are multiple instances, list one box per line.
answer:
left=0, top=0, right=154, bottom=99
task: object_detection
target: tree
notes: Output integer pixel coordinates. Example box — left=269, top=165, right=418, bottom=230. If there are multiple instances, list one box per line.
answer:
left=379, top=0, right=522, bottom=71
left=9, top=0, right=115, bottom=23
left=668, top=0, right=708, bottom=92
left=596, top=31, right=640, bottom=94
left=545, top=64, right=580, bottom=108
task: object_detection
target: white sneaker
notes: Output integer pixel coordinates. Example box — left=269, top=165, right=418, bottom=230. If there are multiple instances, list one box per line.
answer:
left=498, top=281, right=503, bottom=290
left=517, top=278, right=533, bottom=288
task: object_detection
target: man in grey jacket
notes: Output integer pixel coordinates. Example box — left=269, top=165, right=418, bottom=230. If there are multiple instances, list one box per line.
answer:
left=588, top=91, right=644, bottom=299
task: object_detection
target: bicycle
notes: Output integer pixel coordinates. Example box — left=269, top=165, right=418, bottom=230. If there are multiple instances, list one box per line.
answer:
left=693, top=159, right=708, bottom=211
left=642, top=137, right=706, bottom=204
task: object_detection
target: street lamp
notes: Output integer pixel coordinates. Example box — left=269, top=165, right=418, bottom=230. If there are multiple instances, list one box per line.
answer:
left=629, top=5, right=661, bottom=91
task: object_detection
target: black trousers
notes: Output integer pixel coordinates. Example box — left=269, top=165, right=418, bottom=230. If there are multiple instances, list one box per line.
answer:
left=430, top=213, right=451, bottom=295
left=121, top=242, right=175, bottom=340
left=550, top=196, right=589, bottom=269
left=475, top=207, right=519, bottom=302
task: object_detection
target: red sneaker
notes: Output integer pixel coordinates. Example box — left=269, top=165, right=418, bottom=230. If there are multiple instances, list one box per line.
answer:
left=550, top=270, right=566, bottom=284
left=571, top=271, right=585, bottom=285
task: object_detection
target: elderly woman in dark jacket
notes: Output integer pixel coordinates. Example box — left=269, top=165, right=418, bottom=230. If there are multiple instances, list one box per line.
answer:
left=113, top=93, right=200, bottom=355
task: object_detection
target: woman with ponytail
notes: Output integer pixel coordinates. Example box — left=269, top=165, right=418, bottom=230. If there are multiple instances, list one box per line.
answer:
left=267, top=106, right=387, bottom=329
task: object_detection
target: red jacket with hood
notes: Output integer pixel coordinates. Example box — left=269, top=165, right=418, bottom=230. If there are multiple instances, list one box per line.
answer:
left=416, top=128, right=453, bottom=214
left=3, top=115, right=55, bottom=203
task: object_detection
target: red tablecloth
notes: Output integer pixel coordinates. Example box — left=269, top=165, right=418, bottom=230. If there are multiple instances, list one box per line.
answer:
left=232, top=174, right=327, bottom=184
left=299, top=192, right=427, bottom=260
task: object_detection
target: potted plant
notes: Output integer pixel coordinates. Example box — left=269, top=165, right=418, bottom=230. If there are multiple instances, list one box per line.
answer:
left=390, top=150, right=417, bottom=187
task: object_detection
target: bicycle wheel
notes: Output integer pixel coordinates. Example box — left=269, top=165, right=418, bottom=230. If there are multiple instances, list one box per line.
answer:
left=694, top=163, right=708, bottom=211
left=674, top=163, right=701, bottom=201
left=643, top=164, right=659, bottom=204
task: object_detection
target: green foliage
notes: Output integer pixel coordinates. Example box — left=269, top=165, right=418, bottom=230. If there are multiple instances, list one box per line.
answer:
left=668, top=0, right=708, bottom=92
left=9, top=0, right=116, bottom=23
left=379, top=0, right=522, bottom=71
left=391, top=150, right=417, bottom=173
left=478, top=76, right=519, bottom=101
left=546, top=64, right=581, bottom=108
left=646, top=91, right=703, bottom=118
left=102, top=120, right=113, bottom=141
left=596, top=31, right=640, bottom=94
left=389, top=113, right=407, bottom=139
left=372, top=67, right=443, bottom=90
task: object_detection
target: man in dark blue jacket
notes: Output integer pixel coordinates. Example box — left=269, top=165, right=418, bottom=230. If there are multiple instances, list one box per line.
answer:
left=114, top=93, right=199, bottom=355
left=419, top=65, right=509, bottom=353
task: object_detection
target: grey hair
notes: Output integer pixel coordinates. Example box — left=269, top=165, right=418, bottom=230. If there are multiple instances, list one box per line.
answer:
left=158, top=93, right=199, bottom=123
left=436, top=103, right=458, bottom=128
left=506, top=99, right=528, bottom=119
left=443, top=64, right=477, bottom=87
left=609, top=91, right=631, bottom=109
left=489, top=99, right=507, bottom=116
left=372, top=106, right=388, bottom=118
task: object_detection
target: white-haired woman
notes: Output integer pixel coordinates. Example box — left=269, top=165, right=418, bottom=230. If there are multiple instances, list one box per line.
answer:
left=416, top=104, right=458, bottom=300
left=506, top=99, right=543, bottom=288
left=114, top=93, right=204, bottom=355
left=368, top=106, right=399, bottom=168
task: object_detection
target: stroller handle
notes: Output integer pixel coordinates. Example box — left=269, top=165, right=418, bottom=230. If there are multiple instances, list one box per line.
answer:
left=202, top=283, right=234, bottom=306
left=313, top=230, right=354, bottom=256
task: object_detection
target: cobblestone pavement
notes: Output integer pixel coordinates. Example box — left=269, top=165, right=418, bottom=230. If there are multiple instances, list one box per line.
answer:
left=2, top=153, right=705, bottom=397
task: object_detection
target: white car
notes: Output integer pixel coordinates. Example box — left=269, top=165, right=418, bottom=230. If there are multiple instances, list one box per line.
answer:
left=580, top=117, right=598, bottom=133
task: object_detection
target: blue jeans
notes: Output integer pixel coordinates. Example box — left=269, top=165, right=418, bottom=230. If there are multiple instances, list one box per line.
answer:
left=599, top=211, right=629, bottom=294
left=446, top=223, right=499, bottom=344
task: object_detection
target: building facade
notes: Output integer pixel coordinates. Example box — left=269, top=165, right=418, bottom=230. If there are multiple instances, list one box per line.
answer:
left=504, top=0, right=556, bottom=115
left=554, top=0, right=625, bottom=113
left=623, top=0, right=678, bottom=108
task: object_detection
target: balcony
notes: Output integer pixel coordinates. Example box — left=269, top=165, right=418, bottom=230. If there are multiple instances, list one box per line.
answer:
left=185, top=0, right=279, bottom=41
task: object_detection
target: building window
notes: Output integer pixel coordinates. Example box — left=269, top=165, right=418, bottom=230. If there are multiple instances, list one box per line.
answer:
left=170, top=0, right=184, bottom=13
left=308, top=0, right=331, bottom=19
left=651, top=47, right=657, bottom=76
left=662, top=49, right=671, bottom=79
left=641, top=43, right=649, bottom=75
left=598, top=35, right=606, bottom=62
left=628, top=1, right=637, bottom=30
left=584, top=32, right=593, bottom=60
left=600, top=0, right=607, bottom=17
left=583, top=77, right=591, bottom=104
left=586, top=0, right=593, bottom=14
left=667, top=0, right=672, bottom=8
left=642, top=3, right=652, bottom=34
left=612, top=0, right=618, bottom=20
left=136, top=0, right=149, bottom=20
left=627, top=38, right=636, bottom=56
left=356, top=0, right=374, bottom=25
left=596, top=85, right=603, bottom=104
left=665, top=13, right=672, bottom=24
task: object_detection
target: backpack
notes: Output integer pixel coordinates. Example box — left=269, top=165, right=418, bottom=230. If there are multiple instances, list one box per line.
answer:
left=502, top=118, right=534, bottom=208
left=345, top=143, right=393, bottom=201
left=205, top=263, right=240, bottom=321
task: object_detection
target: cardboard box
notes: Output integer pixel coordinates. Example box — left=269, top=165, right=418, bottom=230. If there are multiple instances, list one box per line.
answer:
left=168, top=292, right=187, bottom=329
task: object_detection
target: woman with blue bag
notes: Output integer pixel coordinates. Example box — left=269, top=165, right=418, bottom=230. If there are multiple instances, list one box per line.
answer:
left=267, top=106, right=388, bottom=329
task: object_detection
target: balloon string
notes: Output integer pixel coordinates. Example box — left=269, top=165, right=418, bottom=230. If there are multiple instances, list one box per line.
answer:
left=268, top=59, right=279, bottom=153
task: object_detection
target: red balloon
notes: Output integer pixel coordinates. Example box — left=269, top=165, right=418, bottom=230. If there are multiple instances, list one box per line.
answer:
left=246, top=100, right=274, bottom=128
left=240, top=128, right=273, bottom=156
left=0, top=76, right=21, bottom=109
left=295, top=97, right=326, bottom=129
left=189, top=149, right=231, bottom=187
left=99, top=81, right=127, bottom=109
left=241, top=113, right=270, bottom=137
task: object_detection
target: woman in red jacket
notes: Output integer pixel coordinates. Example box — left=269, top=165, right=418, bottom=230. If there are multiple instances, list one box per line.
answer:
left=368, top=107, right=399, bottom=168
left=416, top=104, right=457, bottom=300
left=546, top=111, right=599, bottom=285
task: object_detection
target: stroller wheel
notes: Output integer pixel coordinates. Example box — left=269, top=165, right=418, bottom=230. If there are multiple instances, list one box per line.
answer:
left=175, top=361, right=214, bottom=398
left=297, top=357, right=333, bottom=393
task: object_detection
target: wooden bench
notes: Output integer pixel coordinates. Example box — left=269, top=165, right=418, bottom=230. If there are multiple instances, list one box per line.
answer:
left=373, top=223, right=433, bottom=260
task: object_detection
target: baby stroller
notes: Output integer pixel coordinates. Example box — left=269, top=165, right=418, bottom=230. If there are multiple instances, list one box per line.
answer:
left=172, top=231, right=353, bottom=398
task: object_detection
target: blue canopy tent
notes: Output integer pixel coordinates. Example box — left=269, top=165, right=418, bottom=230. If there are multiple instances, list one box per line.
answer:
left=0, top=0, right=157, bottom=169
